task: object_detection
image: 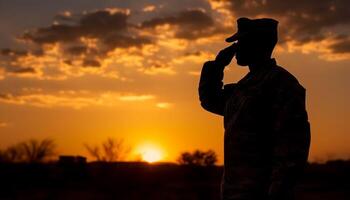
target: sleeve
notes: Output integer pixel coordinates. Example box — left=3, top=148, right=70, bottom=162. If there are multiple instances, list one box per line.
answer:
left=198, top=61, right=236, bottom=116
left=268, top=77, right=311, bottom=200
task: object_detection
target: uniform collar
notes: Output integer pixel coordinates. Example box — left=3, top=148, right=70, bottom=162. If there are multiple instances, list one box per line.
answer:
left=248, top=58, right=276, bottom=74
left=237, top=58, right=277, bottom=87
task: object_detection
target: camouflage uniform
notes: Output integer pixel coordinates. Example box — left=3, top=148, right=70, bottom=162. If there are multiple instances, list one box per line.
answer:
left=198, top=58, right=311, bottom=200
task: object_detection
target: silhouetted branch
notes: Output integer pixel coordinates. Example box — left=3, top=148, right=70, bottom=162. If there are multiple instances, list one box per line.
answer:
left=84, top=144, right=102, bottom=161
left=0, top=138, right=56, bottom=163
left=19, top=139, right=56, bottom=163
left=84, top=137, right=131, bottom=162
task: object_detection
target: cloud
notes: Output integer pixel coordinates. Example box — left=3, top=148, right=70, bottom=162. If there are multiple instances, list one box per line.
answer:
left=329, top=36, right=350, bottom=54
left=137, top=59, right=176, bottom=75
left=178, top=50, right=214, bottom=63
left=118, top=94, right=155, bottom=101
left=0, top=90, right=157, bottom=109
left=0, top=49, right=37, bottom=75
left=1, top=49, right=28, bottom=57
left=82, top=59, right=101, bottom=67
left=140, top=9, right=229, bottom=40
left=141, top=9, right=214, bottom=29
left=1, top=1, right=349, bottom=81
left=156, top=102, right=173, bottom=109
left=66, top=45, right=88, bottom=55
left=20, top=8, right=152, bottom=56
left=0, top=5, right=235, bottom=80
left=11, top=67, right=36, bottom=74
left=102, top=34, right=152, bottom=51
left=142, top=5, right=157, bottom=12
left=22, top=9, right=129, bottom=44
left=0, top=9, right=153, bottom=80
left=188, top=71, right=201, bottom=76
left=209, top=0, right=350, bottom=58
left=0, top=64, right=36, bottom=75
left=2, top=7, right=217, bottom=80
left=54, top=11, right=73, bottom=22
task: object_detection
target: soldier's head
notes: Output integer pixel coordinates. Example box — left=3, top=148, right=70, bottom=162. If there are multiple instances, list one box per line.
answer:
left=226, top=18, right=278, bottom=66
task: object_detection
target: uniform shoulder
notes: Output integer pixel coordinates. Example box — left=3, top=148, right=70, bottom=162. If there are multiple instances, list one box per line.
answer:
left=264, top=65, right=306, bottom=98
left=269, top=65, right=303, bottom=89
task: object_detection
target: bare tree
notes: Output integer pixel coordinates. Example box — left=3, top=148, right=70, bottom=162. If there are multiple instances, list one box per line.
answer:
left=4, top=145, right=24, bottom=162
left=19, top=139, right=56, bottom=163
left=84, top=144, right=102, bottom=161
left=0, top=138, right=56, bottom=163
left=84, top=138, right=131, bottom=162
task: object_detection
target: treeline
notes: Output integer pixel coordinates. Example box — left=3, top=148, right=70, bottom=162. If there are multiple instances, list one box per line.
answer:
left=0, top=138, right=218, bottom=166
left=0, top=139, right=56, bottom=163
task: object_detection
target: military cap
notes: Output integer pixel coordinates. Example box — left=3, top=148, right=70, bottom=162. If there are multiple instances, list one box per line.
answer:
left=226, top=17, right=278, bottom=44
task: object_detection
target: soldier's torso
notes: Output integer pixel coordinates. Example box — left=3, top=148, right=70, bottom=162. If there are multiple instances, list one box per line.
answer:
left=221, top=62, right=280, bottom=198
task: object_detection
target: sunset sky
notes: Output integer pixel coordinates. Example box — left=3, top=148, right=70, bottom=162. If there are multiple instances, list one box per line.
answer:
left=0, top=0, right=349, bottom=163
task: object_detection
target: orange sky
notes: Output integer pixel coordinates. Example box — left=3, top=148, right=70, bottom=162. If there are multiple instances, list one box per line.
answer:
left=0, top=0, right=349, bottom=164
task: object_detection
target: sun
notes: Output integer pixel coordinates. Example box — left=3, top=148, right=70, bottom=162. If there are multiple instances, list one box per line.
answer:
left=142, top=149, right=162, bottom=163
left=137, top=143, right=163, bottom=163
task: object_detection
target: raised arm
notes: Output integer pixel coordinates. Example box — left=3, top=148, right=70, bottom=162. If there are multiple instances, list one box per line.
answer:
left=198, top=44, right=237, bottom=116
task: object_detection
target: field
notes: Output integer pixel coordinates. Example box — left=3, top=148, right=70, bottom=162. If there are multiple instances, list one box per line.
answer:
left=1, top=160, right=349, bottom=200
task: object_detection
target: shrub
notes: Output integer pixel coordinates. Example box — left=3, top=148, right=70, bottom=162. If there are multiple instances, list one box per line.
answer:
left=177, top=149, right=218, bottom=166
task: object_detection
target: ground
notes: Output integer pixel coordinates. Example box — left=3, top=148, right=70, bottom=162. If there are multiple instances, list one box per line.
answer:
left=0, top=160, right=349, bottom=200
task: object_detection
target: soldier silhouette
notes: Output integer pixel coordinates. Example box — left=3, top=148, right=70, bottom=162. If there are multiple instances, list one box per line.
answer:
left=199, top=18, right=311, bottom=200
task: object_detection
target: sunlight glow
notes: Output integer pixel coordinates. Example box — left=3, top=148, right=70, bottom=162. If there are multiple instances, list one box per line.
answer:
left=137, top=143, right=163, bottom=163
left=142, top=149, right=162, bottom=163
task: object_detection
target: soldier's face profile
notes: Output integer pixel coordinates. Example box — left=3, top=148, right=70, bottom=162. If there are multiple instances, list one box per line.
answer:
left=235, top=37, right=267, bottom=66
left=235, top=38, right=251, bottom=66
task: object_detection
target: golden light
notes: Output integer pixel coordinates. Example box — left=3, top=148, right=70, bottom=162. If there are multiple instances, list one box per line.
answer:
left=136, top=143, right=163, bottom=163
left=142, top=149, right=162, bottom=163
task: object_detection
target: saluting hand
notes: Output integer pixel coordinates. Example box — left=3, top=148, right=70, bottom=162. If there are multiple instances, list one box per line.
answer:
left=215, top=43, right=237, bottom=68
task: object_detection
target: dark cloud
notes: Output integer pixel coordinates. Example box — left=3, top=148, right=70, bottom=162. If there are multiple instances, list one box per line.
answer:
left=211, top=0, right=350, bottom=53
left=141, top=9, right=228, bottom=40
left=66, top=45, right=88, bottom=55
left=1, top=48, right=28, bottom=57
left=0, top=94, right=10, bottom=100
left=12, top=67, right=36, bottom=74
left=0, top=49, right=36, bottom=74
left=141, top=9, right=214, bottom=28
left=22, top=24, right=79, bottom=44
left=21, top=10, right=148, bottom=48
left=83, top=59, right=100, bottom=67
left=54, top=12, right=74, bottom=22
left=8, top=9, right=153, bottom=69
left=3, top=8, right=225, bottom=71
left=28, top=10, right=129, bottom=43
left=184, top=51, right=203, bottom=56
left=329, top=37, right=350, bottom=53
left=103, top=34, right=152, bottom=50
left=79, top=10, right=128, bottom=35
left=2, top=48, right=45, bottom=57
left=0, top=64, right=36, bottom=74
